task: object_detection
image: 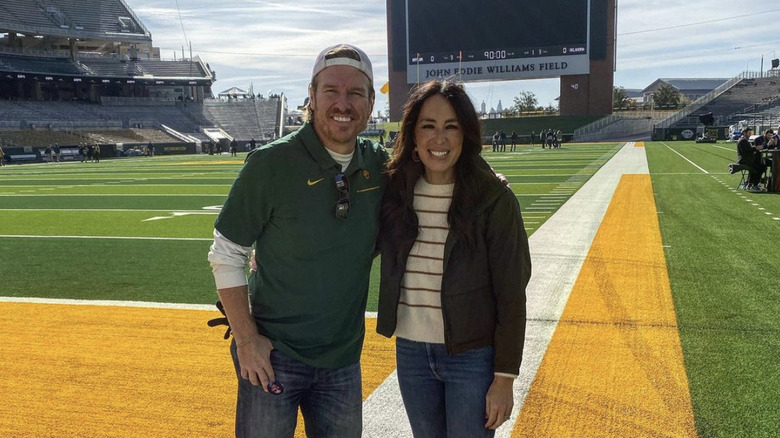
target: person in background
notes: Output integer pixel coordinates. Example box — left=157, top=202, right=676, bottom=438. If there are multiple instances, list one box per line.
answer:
left=753, top=129, right=772, bottom=149
left=207, top=43, right=385, bottom=438
left=758, top=129, right=775, bottom=186
left=0, top=145, right=5, bottom=166
left=737, top=127, right=764, bottom=191
left=773, top=124, right=780, bottom=146
left=376, top=80, right=531, bottom=437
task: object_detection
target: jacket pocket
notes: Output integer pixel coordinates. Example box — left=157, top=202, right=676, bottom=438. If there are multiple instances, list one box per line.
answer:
left=445, top=285, right=495, bottom=345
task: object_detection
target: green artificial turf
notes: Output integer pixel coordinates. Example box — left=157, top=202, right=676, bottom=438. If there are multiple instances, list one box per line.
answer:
left=1, top=145, right=620, bottom=307
left=5, top=141, right=778, bottom=435
left=647, top=141, right=780, bottom=437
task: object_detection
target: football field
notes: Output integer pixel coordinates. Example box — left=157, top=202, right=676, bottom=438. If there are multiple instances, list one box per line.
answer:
left=1, top=141, right=778, bottom=437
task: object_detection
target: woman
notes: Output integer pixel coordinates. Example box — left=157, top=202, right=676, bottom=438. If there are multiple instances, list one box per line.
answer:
left=376, top=80, right=532, bottom=437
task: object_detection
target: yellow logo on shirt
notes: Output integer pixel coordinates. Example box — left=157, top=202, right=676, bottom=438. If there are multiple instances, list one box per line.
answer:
left=307, top=178, right=324, bottom=186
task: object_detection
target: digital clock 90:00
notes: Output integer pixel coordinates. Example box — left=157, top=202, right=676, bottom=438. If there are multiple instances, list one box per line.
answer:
left=483, top=50, right=507, bottom=60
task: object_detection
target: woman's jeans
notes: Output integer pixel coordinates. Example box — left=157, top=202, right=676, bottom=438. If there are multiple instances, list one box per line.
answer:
left=395, top=337, right=495, bottom=438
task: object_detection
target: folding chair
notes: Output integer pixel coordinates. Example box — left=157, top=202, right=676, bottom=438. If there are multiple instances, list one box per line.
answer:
left=728, top=163, right=751, bottom=189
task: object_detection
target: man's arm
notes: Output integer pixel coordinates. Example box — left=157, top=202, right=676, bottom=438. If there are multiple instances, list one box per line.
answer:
left=217, top=285, right=276, bottom=390
left=208, top=230, right=275, bottom=390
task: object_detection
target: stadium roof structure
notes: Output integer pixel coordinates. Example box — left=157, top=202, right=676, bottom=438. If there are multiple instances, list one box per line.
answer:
left=623, top=89, right=643, bottom=99
left=0, top=53, right=213, bottom=85
left=0, top=0, right=151, bottom=43
left=642, top=78, right=729, bottom=94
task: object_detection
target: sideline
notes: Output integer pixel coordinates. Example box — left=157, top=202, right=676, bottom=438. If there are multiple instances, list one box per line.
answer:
left=513, top=174, right=696, bottom=436
left=661, top=141, right=709, bottom=173
left=0, top=296, right=214, bottom=311
left=0, top=234, right=212, bottom=241
left=0, top=297, right=380, bottom=318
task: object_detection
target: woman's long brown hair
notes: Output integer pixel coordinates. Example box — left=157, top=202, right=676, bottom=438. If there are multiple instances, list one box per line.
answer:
left=380, top=80, right=491, bottom=266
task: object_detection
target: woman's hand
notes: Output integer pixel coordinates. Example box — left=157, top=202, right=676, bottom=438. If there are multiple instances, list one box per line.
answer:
left=484, top=375, right=515, bottom=429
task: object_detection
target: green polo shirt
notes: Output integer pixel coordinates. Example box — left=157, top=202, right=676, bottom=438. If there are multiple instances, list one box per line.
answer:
left=215, top=123, right=388, bottom=368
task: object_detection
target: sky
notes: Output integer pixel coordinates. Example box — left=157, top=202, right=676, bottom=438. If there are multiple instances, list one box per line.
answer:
left=129, top=0, right=780, bottom=117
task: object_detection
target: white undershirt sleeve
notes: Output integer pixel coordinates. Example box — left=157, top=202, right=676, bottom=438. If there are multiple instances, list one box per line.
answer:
left=207, top=229, right=253, bottom=289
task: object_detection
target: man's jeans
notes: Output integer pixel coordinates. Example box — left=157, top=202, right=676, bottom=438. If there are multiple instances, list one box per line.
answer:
left=395, top=337, right=495, bottom=438
left=230, top=342, right=362, bottom=438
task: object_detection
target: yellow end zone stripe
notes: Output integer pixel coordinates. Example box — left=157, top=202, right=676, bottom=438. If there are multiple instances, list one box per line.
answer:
left=513, top=174, right=696, bottom=437
left=0, top=303, right=395, bottom=437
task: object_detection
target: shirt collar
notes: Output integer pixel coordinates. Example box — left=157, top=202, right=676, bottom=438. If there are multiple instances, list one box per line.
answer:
left=299, top=122, right=366, bottom=175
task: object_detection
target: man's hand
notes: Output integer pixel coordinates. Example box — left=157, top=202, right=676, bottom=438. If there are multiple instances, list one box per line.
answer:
left=484, top=375, right=514, bottom=430
left=236, top=333, right=276, bottom=391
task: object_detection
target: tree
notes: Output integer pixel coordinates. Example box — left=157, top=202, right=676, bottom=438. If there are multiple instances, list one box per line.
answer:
left=512, top=91, right=538, bottom=114
left=652, top=83, right=683, bottom=107
left=613, top=86, right=633, bottom=109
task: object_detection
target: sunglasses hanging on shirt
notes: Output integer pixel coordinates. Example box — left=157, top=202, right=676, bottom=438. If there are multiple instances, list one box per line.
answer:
left=335, top=172, right=350, bottom=219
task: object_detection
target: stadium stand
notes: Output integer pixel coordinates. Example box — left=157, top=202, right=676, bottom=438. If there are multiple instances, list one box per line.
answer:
left=195, top=98, right=285, bottom=143
left=0, top=0, right=286, bottom=162
left=577, top=71, right=780, bottom=141
left=667, top=76, right=780, bottom=128
left=0, top=0, right=149, bottom=41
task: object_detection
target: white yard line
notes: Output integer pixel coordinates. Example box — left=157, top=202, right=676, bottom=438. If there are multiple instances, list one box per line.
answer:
left=662, top=141, right=709, bottom=173
left=0, top=194, right=226, bottom=197
left=0, top=296, right=381, bottom=318
left=0, top=234, right=212, bottom=241
left=0, top=208, right=218, bottom=213
left=0, top=296, right=215, bottom=311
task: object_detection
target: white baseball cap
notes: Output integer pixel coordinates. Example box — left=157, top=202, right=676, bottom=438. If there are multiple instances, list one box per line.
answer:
left=311, top=44, right=373, bottom=84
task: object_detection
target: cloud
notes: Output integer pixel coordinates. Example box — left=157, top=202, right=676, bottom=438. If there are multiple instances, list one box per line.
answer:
left=127, top=0, right=780, bottom=113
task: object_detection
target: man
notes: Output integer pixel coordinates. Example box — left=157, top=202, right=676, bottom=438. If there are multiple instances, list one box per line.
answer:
left=737, top=127, right=764, bottom=191
left=208, top=44, right=385, bottom=437
left=774, top=124, right=780, bottom=146
left=753, top=129, right=772, bottom=149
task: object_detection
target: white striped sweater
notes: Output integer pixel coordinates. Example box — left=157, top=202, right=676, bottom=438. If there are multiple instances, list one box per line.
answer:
left=394, top=177, right=453, bottom=344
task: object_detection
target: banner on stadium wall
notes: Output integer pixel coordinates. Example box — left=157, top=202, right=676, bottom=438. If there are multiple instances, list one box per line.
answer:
left=407, top=56, right=590, bottom=83
left=652, top=127, right=731, bottom=141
